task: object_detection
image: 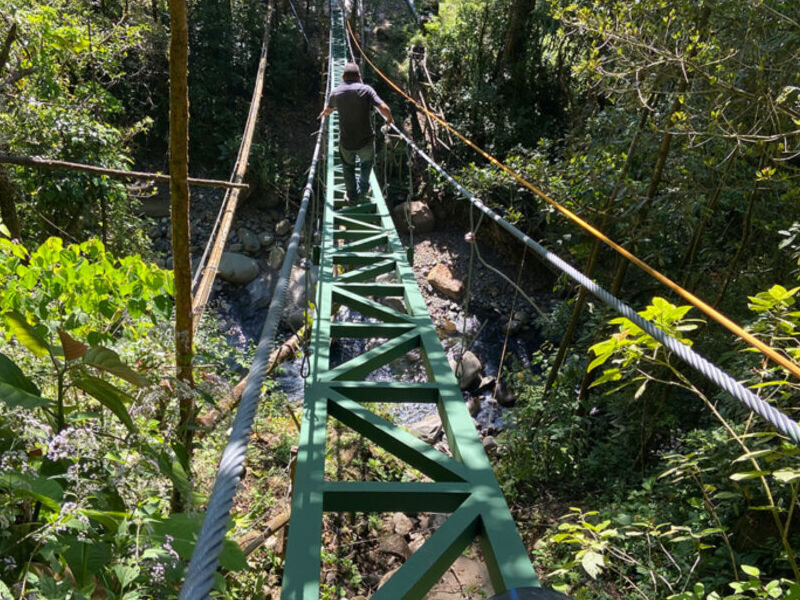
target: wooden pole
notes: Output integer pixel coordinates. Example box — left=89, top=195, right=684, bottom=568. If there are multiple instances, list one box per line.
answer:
left=0, top=155, right=249, bottom=190
left=168, top=0, right=194, bottom=513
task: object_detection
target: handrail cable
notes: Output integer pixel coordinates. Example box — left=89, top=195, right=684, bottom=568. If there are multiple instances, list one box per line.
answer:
left=191, top=3, right=275, bottom=330
left=177, top=22, right=333, bottom=600
left=344, top=20, right=800, bottom=382
left=390, top=121, right=800, bottom=445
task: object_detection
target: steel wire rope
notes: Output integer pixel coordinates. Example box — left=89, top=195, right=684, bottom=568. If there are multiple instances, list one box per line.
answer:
left=388, top=122, right=800, bottom=445
left=343, top=20, right=800, bottom=382
left=177, top=25, right=335, bottom=600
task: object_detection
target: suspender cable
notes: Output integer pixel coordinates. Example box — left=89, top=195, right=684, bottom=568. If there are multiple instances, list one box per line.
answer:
left=390, top=122, right=800, bottom=445
left=178, top=28, right=333, bottom=600
left=344, top=20, right=800, bottom=382
left=191, top=3, right=275, bottom=330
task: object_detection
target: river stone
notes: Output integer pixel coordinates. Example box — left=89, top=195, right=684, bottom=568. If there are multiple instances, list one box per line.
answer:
left=410, top=413, right=442, bottom=444
left=392, top=200, right=435, bottom=234
left=259, top=231, right=275, bottom=248
left=229, top=243, right=243, bottom=253
left=238, top=227, right=260, bottom=253
left=449, top=351, right=481, bottom=389
left=268, top=247, right=286, bottom=270
left=466, top=395, right=481, bottom=417
left=275, top=218, right=292, bottom=236
left=379, top=534, right=412, bottom=560
left=283, top=265, right=319, bottom=330
left=246, top=273, right=274, bottom=310
left=495, top=381, right=517, bottom=407
left=482, top=435, right=498, bottom=452
left=427, top=264, right=463, bottom=300
left=392, top=512, right=414, bottom=536
left=217, top=252, right=259, bottom=284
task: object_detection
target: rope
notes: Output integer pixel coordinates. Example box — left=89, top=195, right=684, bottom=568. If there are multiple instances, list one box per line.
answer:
left=343, top=20, right=800, bottom=382
left=390, top=123, right=800, bottom=445
left=177, top=25, right=333, bottom=600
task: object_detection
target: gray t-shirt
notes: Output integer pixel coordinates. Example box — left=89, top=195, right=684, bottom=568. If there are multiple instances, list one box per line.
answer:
left=327, top=81, right=384, bottom=150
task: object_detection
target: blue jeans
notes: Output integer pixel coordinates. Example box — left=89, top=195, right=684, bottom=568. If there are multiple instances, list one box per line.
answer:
left=339, top=143, right=374, bottom=203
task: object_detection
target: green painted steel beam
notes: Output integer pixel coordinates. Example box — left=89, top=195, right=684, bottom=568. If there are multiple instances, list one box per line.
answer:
left=321, top=481, right=470, bottom=512
left=330, top=322, right=415, bottom=338
left=327, top=381, right=440, bottom=403
left=335, top=258, right=396, bottom=283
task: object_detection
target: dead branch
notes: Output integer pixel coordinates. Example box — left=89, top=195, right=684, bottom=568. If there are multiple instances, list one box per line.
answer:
left=0, top=155, right=249, bottom=190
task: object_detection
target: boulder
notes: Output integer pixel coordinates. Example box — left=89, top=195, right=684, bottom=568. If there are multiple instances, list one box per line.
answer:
left=392, top=200, right=435, bottom=234
left=466, top=395, right=481, bottom=417
left=482, top=435, right=498, bottom=453
left=238, top=227, right=261, bottom=253
left=410, top=413, right=442, bottom=444
left=246, top=273, right=275, bottom=310
left=268, top=246, right=286, bottom=270
left=275, top=218, right=292, bottom=236
left=379, top=534, right=412, bottom=560
left=427, top=264, right=463, bottom=300
left=449, top=351, right=482, bottom=389
left=495, top=381, right=517, bottom=407
left=392, top=512, right=414, bottom=536
left=217, top=252, right=259, bottom=284
left=282, top=265, right=319, bottom=330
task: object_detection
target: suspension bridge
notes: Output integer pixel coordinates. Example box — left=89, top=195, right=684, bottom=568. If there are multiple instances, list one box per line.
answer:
left=176, top=1, right=800, bottom=598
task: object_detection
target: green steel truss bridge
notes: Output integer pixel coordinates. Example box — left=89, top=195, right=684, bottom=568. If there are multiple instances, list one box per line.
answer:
left=280, top=7, right=541, bottom=599
left=178, top=2, right=800, bottom=599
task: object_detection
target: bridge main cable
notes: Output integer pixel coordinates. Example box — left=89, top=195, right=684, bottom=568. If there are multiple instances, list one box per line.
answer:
left=344, top=20, right=800, bottom=382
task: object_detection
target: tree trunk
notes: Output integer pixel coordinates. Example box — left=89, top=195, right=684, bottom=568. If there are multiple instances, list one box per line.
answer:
left=168, top=0, right=194, bottom=513
left=544, top=103, right=651, bottom=392
left=0, top=23, right=17, bottom=80
left=495, top=0, right=536, bottom=88
left=680, top=151, right=736, bottom=287
left=0, top=167, right=21, bottom=241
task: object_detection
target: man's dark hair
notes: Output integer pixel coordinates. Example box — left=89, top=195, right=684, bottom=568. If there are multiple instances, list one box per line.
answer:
left=342, top=62, right=361, bottom=82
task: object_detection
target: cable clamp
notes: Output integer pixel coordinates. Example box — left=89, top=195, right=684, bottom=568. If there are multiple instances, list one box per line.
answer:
left=299, top=258, right=311, bottom=271
left=464, top=232, right=476, bottom=243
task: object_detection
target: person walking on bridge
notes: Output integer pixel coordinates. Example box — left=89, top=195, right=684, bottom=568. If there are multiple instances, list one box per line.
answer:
left=319, top=62, right=394, bottom=204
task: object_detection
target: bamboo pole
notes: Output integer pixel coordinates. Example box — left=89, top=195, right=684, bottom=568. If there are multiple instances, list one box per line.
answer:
left=0, top=155, right=249, bottom=190
left=191, top=2, right=274, bottom=329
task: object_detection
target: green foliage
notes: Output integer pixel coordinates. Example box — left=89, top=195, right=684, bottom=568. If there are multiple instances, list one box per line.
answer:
left=0, top=237, right=248, bottom=598
left=0, top=237, right=173, bottom=344
left=0, top=0, right=153, bottom=252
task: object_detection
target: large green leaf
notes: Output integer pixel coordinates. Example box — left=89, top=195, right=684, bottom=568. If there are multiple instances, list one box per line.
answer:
left=3, top=311, right=50, bottom=357
left=0, top=351, right=40, bottom=395
left=0, top=472, right=64, bottom=511
left=73, top=376, right=137, bottom=433
left=0, top=381, right=50, bottom=409
left=83, top=346, right=148, bottom=387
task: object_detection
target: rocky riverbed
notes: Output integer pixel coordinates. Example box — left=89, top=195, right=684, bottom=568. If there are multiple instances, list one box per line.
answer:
left=143, top=183, right=549, bottom=440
